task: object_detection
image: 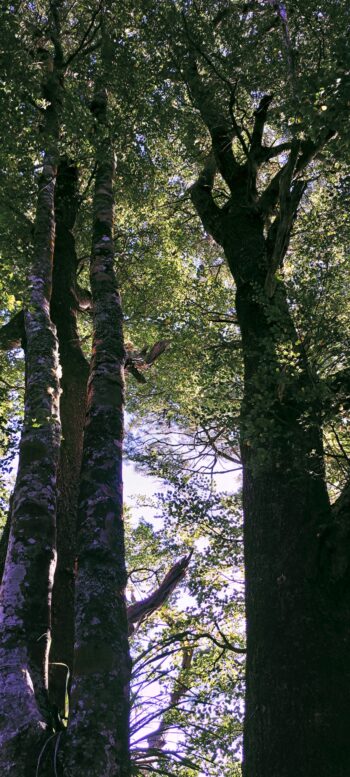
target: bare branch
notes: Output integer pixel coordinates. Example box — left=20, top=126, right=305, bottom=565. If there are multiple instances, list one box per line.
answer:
left=143, top=340, right=169, bottom=366
left=125, top=340, right=170, bottom=384
left=64, top=2, right=102, bottom=66
left=127, top=552, right=193, bottom=634
left=259, top=141, right=292, bottom=163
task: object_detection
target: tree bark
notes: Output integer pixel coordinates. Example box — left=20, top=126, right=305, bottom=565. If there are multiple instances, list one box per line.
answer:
left=0, top=152, right=61, bottom=773
left=0, top=5, right=65, bottom=772
left=204, top=204, right=350, bottom=777
left=235, top=264, right=350, bottom=777
left=198, top=195, right=350, bottom=777
left=187, top=55, right=350, bottom=774
left=64, top=34, right=131, bottom=773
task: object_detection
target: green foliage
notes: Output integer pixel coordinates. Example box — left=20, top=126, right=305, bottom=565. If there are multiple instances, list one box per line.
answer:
left=0, top=1, right=350, bottom=772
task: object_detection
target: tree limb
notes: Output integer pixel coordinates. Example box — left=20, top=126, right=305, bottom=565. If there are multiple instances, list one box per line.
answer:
left=125, top=339, right=170, bottom=384
left=143, top=340, right=169, bottom=366
left=265, top=142, right=306, bottom=295
left=246, top=93, right=274, bottom=198
left=259, top=129, right=337, bottom=216
left=250, top=94, right=274, bottom=155
left=190, top=155, right=224, bottom=244
left=294, top=132, right=335, bottom=176
left=0, top=311, right=25, bottom=350
left=127, top=552, right=193, bottom=634
left=229, top=89, right=249, bottom=158
left=258, top=141, right=292, bottom=163
left=182, top=43, right=239, bottom=189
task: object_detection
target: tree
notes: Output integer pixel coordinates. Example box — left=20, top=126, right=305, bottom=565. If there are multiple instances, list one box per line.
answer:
left=135, top=2, right=350, bottom=775
left=0, top=3, right=132, bottom=774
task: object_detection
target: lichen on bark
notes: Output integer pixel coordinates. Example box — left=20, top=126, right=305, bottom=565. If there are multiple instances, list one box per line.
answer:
left=64, top=33, right=131, bottom=773
left=0, top=155, right=62, bottom=771
left=0, top=5, right=64, bottom=769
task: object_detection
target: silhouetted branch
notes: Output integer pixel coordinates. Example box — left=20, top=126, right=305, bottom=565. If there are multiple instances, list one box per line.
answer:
left=127, top=552, right=193, bottom=634
left=64, top=2, right=102, bottom=66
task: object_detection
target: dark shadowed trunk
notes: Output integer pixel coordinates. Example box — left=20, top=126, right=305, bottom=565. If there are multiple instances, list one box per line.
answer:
left=235, top=260, right=350, bottom=777
left=49, top=160, right=89, bottom=719
left=186, top=44, right=350, bottom=776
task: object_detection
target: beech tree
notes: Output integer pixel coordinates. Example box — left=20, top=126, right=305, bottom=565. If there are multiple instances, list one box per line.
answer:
left=0, top=2, right=132, bottom=775
left=136, top=2, right=350, bottom=776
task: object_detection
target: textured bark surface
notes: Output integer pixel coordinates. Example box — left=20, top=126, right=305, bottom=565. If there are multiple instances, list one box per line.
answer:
left=0, top=153, right=61, bottom=773
left=201, top=211, right=350, bottom=777
left=128, top=552, right=192, bottom=634
left=64, top=72, right=131, bottom=774
left=236, top=266, right=350, bottom=777
left=0, top=6, right=64, bottom=772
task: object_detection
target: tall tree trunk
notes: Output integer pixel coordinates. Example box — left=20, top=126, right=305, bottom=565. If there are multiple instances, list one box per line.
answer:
left=64, top=34, right=131, bottom=774
left=232, top=232, right=350, bottom=777
left=187, top=50, right=350, bottom=773
left=198, top=202, right=350, bottom=777
left=0, top=152, right=61, bottom=773
left=49, top=160, right=89, bottom=720
left=0, top=5, right=64, bottom=772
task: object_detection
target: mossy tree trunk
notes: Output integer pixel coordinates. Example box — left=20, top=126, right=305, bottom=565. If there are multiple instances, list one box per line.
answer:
left=0, top=4, right=64, bottom=772
left=0, top=6, right=131, bottom=775
left=63, top=21, right=131, bottom=776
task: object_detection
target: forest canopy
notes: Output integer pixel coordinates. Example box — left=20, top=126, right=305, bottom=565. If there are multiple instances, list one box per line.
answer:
left=0, top=2, right=349, bottom=776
